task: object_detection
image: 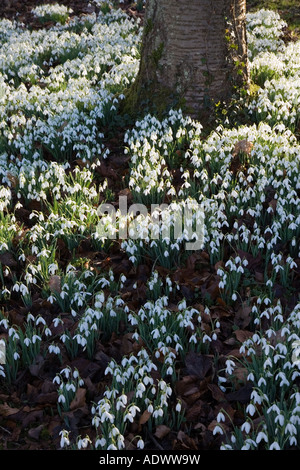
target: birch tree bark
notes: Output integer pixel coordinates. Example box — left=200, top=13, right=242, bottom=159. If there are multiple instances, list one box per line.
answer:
left=125, top=0, right=249, bottom=118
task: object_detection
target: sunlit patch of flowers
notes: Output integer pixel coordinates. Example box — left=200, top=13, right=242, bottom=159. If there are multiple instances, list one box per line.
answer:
left=0, top=189, right=21, bottom=258
left=246, top=9, right=287, bottom=59
left=248, top=76, right=300, bottom=131
left=126, top=114, right=300, bottom=271
left=247, top=11, right=300, bottom=131
left=0, top=4, right=141, bottom=168
left=9, top=160, right=101, bottom=205
left=125, top=109, right=202, bottom=205
left=32, top=4, right=73, bottom=25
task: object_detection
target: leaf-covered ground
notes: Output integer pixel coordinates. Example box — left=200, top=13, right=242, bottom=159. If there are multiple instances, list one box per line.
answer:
left=0, top=0, right=299, bottom=452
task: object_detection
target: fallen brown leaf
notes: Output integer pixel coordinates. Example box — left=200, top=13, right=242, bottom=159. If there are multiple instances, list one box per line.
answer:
left=185, top=400, right=204, bottom=422
left=176, top=430, right=198, bottom=450
left=207, top=384, right=226, bottom=403
left=185, top=352, right=212, bottom=380
left=234, top=329, right=254, bottom=343
left=235, top=302, right=252, bottom=329
left=28, top=424, right=44, bottom=441
left=176, top=375, right=198, bottom=398
left=0, top=403, right=20, bottom=417
left=48, top=275, right=61, bottom=294
left=6, top=172, right=18, bottom=188
left=154, top=424, right=170, bottom=440
left=69, top=388, right=86, bottom=411
left=232, top=139, right=253, bottom=157
left=226, top=383, right=252, bottom=403
left=234, top=366, right=248, bottom=383
left=139, top=409, right=151, bottom=426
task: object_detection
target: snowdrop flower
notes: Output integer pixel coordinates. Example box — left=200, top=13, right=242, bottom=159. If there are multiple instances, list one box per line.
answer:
left=269, top=441, right=281, bottom=450
left=217, top=412, right=225, bottom=423
left=58, top=394, right=66, bottom=404
left=213, top=425, right=224, bottom=435
left=24, top=337, right=31, bottom=347
left=175, top=401, right=182, bottom=413
left=59, top=430, right=70, bottom=448
left=225, top=359, right=236, bottom=375
left=241, top=421, right=251, bottom=434
left=48, top=344, right=61, bottom=355
left=246, top=403, right=256, bottom=417
left=137, top=438, right=144, bottom=449
left=147, top=403, right=154, bottom=414
left=256, top=431, right=268, bottom=444
left=107, top=443, right=118, bottom=450
left=95, top=437, right=106, bottom=448
left=153, top=407, right=164, bottom=419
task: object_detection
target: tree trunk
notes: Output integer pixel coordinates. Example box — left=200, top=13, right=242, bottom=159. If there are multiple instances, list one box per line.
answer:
left=124, top=0, right=249, bottom=119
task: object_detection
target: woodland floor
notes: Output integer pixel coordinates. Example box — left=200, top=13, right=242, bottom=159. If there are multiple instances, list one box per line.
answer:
left=0, top=0, right=299, bottom=455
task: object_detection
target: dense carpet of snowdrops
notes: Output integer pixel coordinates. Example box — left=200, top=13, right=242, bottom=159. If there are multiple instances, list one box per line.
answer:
left=0, top=3, right=299, bottom=450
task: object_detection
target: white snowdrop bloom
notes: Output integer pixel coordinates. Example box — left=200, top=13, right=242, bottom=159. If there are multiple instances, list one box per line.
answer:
left=221, top=444, right=233, bottom=450
left=107, top=444, right=117, bottom=450
left=284, top=423, right=297, bottom=435
left=269, top=441, right=281, bottom=450
left=217, top=412, right=225, bottom=423
left=275, top=371, right=290, bottom=387
left=24, top=337, right=31, bottom=347
left=225, top=359, right=236, bottom=375
left=101, top=410, right=115, bottom=424
left=247, top=372, right=255, bottom=382
left=267, top=404, right=281, bottom=415
left=152, top=329, right=160, bottom=340
left=241, top=421, right=251, bottom=434
left=256, top=432, right=268, bottom=444
left=213, top=425, right=224, bottom=435
left=58, top=394, right=66, bottom=404
left=137, top=438, right=144, bottom=449
left=147, top=403, right=154, bottom=414
left=246, top=403, right=256, bottom=416
left=95, top=437, right=106, bottom=448
left=257, top=377, right=267, bottom=387
left=59, top=430, right=70, bottom=448
left=77, top=436, right=92, bottom=450
left=153, top=407, right=164, bottom=419
left=263, top=357, right=273, bottom=369
left=241, top=442, right=251, bottom=450
left=175, top=401, right=182, bottom=413
left=275, top=414, right=284, bottom=426
left=27, top=313, right=35, bottom=322
left=48, top=344, right=61, bottom=355
left=32, top=334, right=41, bottom=344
